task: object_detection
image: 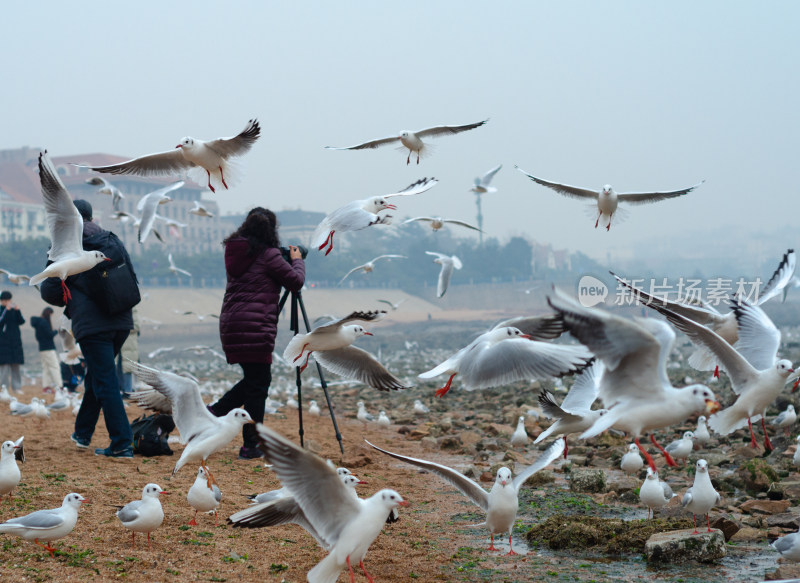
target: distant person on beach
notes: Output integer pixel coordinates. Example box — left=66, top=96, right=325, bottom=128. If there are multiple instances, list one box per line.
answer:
left=40, top=199, right=138, bottom=458
left=210, top=207, right=305, bottom=459
left=0, top=290, right=25, bottom=393
left=30, top=307, right=61, bottom=393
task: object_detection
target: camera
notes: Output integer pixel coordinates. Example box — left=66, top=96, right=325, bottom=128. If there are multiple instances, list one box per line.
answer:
left=280, top=244, right=309, bottom=262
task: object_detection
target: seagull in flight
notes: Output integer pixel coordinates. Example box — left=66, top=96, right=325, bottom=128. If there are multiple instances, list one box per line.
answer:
left=189, top=201, right=214, bottom=218
left=168, top=253, right=191, bottom=277
left=86, top=176, right=124, bottom=210
left=469, top=164, right=502, bottom=194
left=515, top=166, right=703, bottom=231
left=326, top=119, right=488, bottom=164
left=425, top=252, right=462, bottom=298
left=77, top=119, right=260, bottom=193
left=137, top=181, right=183, bottom=243
left=404, top=216, right=481, bottom=233
left=339, top=255, right=406, bottom=285
left=0, top=269, right=31, bottom=286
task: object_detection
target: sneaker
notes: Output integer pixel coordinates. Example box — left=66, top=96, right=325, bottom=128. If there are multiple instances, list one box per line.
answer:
left=70, top=433, right=90, bottom=449
left=238, top=446, right=264, bottom=460
left=94, top=447, right=134, bottom=458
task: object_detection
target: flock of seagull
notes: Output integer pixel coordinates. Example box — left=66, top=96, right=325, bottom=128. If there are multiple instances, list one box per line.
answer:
left=1, top=117, right=799, bottom=581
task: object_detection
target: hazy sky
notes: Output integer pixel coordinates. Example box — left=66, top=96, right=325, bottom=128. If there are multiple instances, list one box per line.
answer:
left=3, top=2, right=798, bottom=268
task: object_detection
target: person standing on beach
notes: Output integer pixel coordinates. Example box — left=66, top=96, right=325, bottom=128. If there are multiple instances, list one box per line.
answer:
left=30, top=307, right=61, bottom=393
left=0, top=290, right=25, bottom=393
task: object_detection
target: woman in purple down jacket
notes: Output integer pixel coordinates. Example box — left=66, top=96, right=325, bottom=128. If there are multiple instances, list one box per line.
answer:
left=211, top=208, right=305, bottom=458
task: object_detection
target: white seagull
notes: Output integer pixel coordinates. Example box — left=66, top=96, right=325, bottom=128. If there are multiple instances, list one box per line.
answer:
left=0, top=440, right=22, bottom=499
left=620, top=444, right=644, bottom=475
left=413, top=399, right=429, bottom=415
left=425, top=251, right=462, bottom=298
left=694, top=415, right=711, bottom=446
left=312, top=178, right=437, bottom=255
left=664, top=431, right=695, bottom=465
left=115, top=483, right=167, bottom=549
left=650, top=299, right=794, bottom=452
left=86, top=176, right=124, bottom=210
left=357, top=401, right=375, bottom=424
left=29, top=152, right=111, bottom=302
left=0, top=493, right=88, bottom=557
left=189, top=200, right=215, bottom=218
left=771, top=404, right=797, bottom=436
left=377, top=298, right=406, bottom=311
left=682, top=459, right=721, bottom=534
left=546, top=288, right=720, bottom=472
left=79, top=119, right=261, bottom=193
left=404, top=216, right=481, bottom=233
left=367, top=438, right=564, bottom=555
left=510, top=416, right=529, bottom=448
left=168, top=253, right=192, bottom=278
left=772, top=524, right=800, bottom=562
left=308, top=400, right=321, bottom=416
left=339, top=255, right=406, bottom=285
left=639, top=468, right=676, bottom=519
left=187, top=467, right=221, bottom=526
left=535, top=362, right=608, bottom=458
left=0, top=269, right=32, bottom=285
left=516, top=166, right=702, bottom=231
left=128, top=361, right=254, bottom=485
left=469, top=164, right=503, bottom=194
left=419, top=324, right=593, bottom=397
left=256, top=424, right=408, bottom=583
left=326, top=119, right=488, bottom=165
left=377, top=411, right=391, bottom=427
left=137, top=181, right=182, bottom=243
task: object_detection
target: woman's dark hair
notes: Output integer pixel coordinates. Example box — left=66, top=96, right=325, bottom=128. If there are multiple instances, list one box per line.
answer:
left=223, top=207, right=280, bottom=254
left=41, top=307, right=54, bottom=326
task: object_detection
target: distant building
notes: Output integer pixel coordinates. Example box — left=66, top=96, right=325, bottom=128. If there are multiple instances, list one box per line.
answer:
left=531, top=241, right=572, bottom=273
left=0, top=147, right=235, bottom=255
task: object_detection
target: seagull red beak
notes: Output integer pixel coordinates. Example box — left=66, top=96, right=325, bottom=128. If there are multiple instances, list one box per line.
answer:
left=104, top=257, right=112, bottom=261
left=386, top=204, right=397, bottom=210
left=357, top=480, right=368, bottom=485
left=160, top=491, right=170, bottom=495
left=398, top=500, right=410, bottom=507
left=175, top=144, right=182, bottom=149
left=363, top=332, right=373, bottom=336
left=520, top=334, right=532, bottom=340
left=81, top=499, right=91, bottom=504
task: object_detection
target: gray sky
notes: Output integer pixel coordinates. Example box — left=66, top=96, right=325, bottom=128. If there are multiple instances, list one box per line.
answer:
left=3, top=1, right=798, bottom=268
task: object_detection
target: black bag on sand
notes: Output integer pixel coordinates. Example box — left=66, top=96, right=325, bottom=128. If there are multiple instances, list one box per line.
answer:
left=131, top=413, right=175, bottom=456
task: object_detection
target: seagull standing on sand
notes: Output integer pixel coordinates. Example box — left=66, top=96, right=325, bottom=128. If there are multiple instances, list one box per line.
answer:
left=650, top=299, right=794, bottom=452
left=510, top=417, right=529, bottom=448
left=639, top=468, right=676, bottom=519
left=0, top=493, right=88, bottom=557
left=339, top=255, right=406, bottom=285
left=469, top=164, right=502, bottom=193
left=128, top=361, right=253, bottom=485
left=137, top=181, right=183, bottom=243
left=256, top=424, right=408, bottom=583
left=187, top=467, right=221, bottom=526
left=682, top=459, right=721, bottom=534
left=664, top=431, right=695, bottom=465
left=79, top=119, right=261, bottom=193
left=308, top=400, right=321, bottom=416
left=419, top=323, right=592, bottom=397
left=367, top=439, right=564, bottom=555
left=546, top=288, right=720, bottom=472
left=620, top=444, right=644, bottom=475
left=0, top=440, right=22, bottom=499
left=29, top=152, right=110, bottom=302
left=312, top=178, right=437, bottom=255
left=357, top=401, right=374, bottom=424
left=515, top=166, right=702, bottom=231
left=116, top=484, right=167, bottom=549
left=425, top=252, right=462, bottom=298
left=326, top=119, right=488, bottom=165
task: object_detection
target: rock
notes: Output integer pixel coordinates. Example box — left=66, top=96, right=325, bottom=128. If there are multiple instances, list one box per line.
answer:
left=479, top=471, right=493, bottom=482
left=688, top=452, right=730, bottom=467
left=738, top=458, right=780, bottom=495
left=569, top=455, right=588, bottom=467
left=519, top=469, right=554, bottom=487
left=397, top=425, right=412, bottom=435
left=462, top=465, right=481, bottom=480
left=728, top=526, right=766, bottom=542
left=569, top=469, right=607, bottom=493
left=502, top=450, right=523, bottom=463
left=408, top=428, right=430, bottom=441
left=766, top=513, right=800, bottom=529
left=740, top=499, right=791, bottom=515
left=766, top=564, right=800, bottom=581
left=437, top=436, right=461, bottom=450
left=341, top=452, right=372, bottom=469
left=644, top=528, right=726, bottom=563
left=484, top=423, right=513, bottom=438
left=768, top=482, right=786, bottom=500
left=476, top=438, right=501, bottom=452
left=459, top=430, right=482, bottom=445
left=420, top=436, right=438, bottom=451
left=733, top=445, right=763, bottom=460
left=606, top=475, right=639, bottom=495
left=779, top=480, right=800, bottom=499
left=709, top=516, right=740, bottom=542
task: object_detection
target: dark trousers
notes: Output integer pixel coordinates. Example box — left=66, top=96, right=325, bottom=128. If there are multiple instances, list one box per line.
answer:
left=74, top=330, right=132, bottom=451
left=212, top=362, right=271, bottom=447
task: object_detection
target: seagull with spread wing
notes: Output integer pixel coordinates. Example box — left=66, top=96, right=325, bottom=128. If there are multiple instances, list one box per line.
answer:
left=78, top=119, right=260, bottom=193
left=339, top=255, right=406, bottom=285
left=404, top=216, right=481, bottom=233
left=168, top=253, right=191, bottom=277
left=367, top=439, right=564, bottom=555
left=326, top=119, right=488, bottom=164
left=189, top=200, right=215, bottom=218
left=469, top=163, right=503, bottom=193
left=0, top=269, right=31, bottom=285
left=425, top=251, right=462, bottom=298
left=515, top=166, right=703, bottom=231
left=86, top=176, right=125, bottom=210
left=29, top=152, right=111, bottom=302
left=137, top=181, right=182, bottom=243
left=312, top=178, right=437, bottom=255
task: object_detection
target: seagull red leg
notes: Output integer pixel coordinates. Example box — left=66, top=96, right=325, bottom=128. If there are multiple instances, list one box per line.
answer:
left=346, top=556, right=356, bottom=583
left=594, top=213, right=600, bottom=229
left=435, top=373, right=458, bottom=397
left=299, top=351, right=313, bottom=373
left=359, top=561, right=376, bottom=583
left=205, top=169, right=216, bottom=193
left=706, top=513, right=712, bottom=533
left=747, top=417, right=758, bottom=448
left=34, top=539, right=56, bottom=557
left=487, top=533, right=499, bottom=551
left=692, top=515, right=699, bottom=535
left=761, top=417, right=774, bottom=452
left=506, top=533, right=517, bottom=556
left=563, top=437, right=569, bottom=459
left=634, top=437, right=657, bottom=472
left=325, top=232, right=335, bottom=256
left=60, top=280, right=71, bottom=303
left=406, top=151, right=411, bottom=165
left=188, top=510, right=198, bottom=526
left=713, top=365, right=719, bottom=379
left=293, top=344, right=310, bottom=362
left=650, top=434, right=677, bottom=467
left=219, top=166, right=228, bottom=190
left=318, top=231, right=332, bottom=252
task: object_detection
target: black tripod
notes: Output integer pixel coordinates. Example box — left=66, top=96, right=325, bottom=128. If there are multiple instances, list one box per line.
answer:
left=278, top=288, right=344, bottom=455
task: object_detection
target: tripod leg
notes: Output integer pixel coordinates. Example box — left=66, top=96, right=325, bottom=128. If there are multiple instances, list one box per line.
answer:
left=314, top=360, right=345, bottom=455
left=296, top=365, right=304, bottom=448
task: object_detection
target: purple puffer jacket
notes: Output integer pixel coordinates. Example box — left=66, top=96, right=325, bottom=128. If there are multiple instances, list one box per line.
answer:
left=219, top=239, right=305, bottom=364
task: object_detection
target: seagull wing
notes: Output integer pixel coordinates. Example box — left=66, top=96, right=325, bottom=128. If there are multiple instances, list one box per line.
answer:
left=616, top=181, right=703, bottom=205
left=339, top=265, right=366, bottom=285
left=128, top=361, right=215, bottom=443
left=538, top=390, right=582, bottom=424
left=314, top=310, right=386, bottom=332
left=560, top=361, right=603, bottom=414
left=83, top=149, right=191, bottom=177
left=414, top=119, right=489, bottom=139
left=325, top=135, right=399, bottom=150
left=5, top=508, right=65, bottom=529
left=442, top=219, right=481, bottom=232
left=403, top=217, right=435, bottom=225
left=515, top=167, right=599, bottom=200
left=254, top=424, right=362, bottom=547
left=203, top=119, right=261, bottom=159
left=228, top=496, right=327, bottom=546
left=383, top=177, right=438, bottom=198
left=38, top=152, right=84, bottom=262
left=492, top=315, right=566, bottom=341
left=372, top=255, right=407, bottom=263
left=314, top=346, right=408, bottom=391
left=478, top=164, right=502, bottom=187
left=758, top=249, right=796, bottom=305
left=129, top=386, right=173, bottom=414
left=435, top=258, right=454, bottom=298
left=730, top=300, right=781, bottom=371
left=116, top=499, right=144, bottom=523
left=365, top=440, right=489, bottom=511
left=512, top=439, right=566, bottom=491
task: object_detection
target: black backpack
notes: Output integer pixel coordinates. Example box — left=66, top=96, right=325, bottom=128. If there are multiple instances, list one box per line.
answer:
left=78, top=230, right=141, bottom=315
left=131, top=413, right=175, bottom=456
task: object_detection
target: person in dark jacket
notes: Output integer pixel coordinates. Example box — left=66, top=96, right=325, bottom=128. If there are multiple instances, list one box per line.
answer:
left=40, top=199, right=136, bottom=458
left=211, top=207, right=305, bottom=459
left=0, top=290, right=25, bottom=393
left=30, top=307, right=61, bottom=392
